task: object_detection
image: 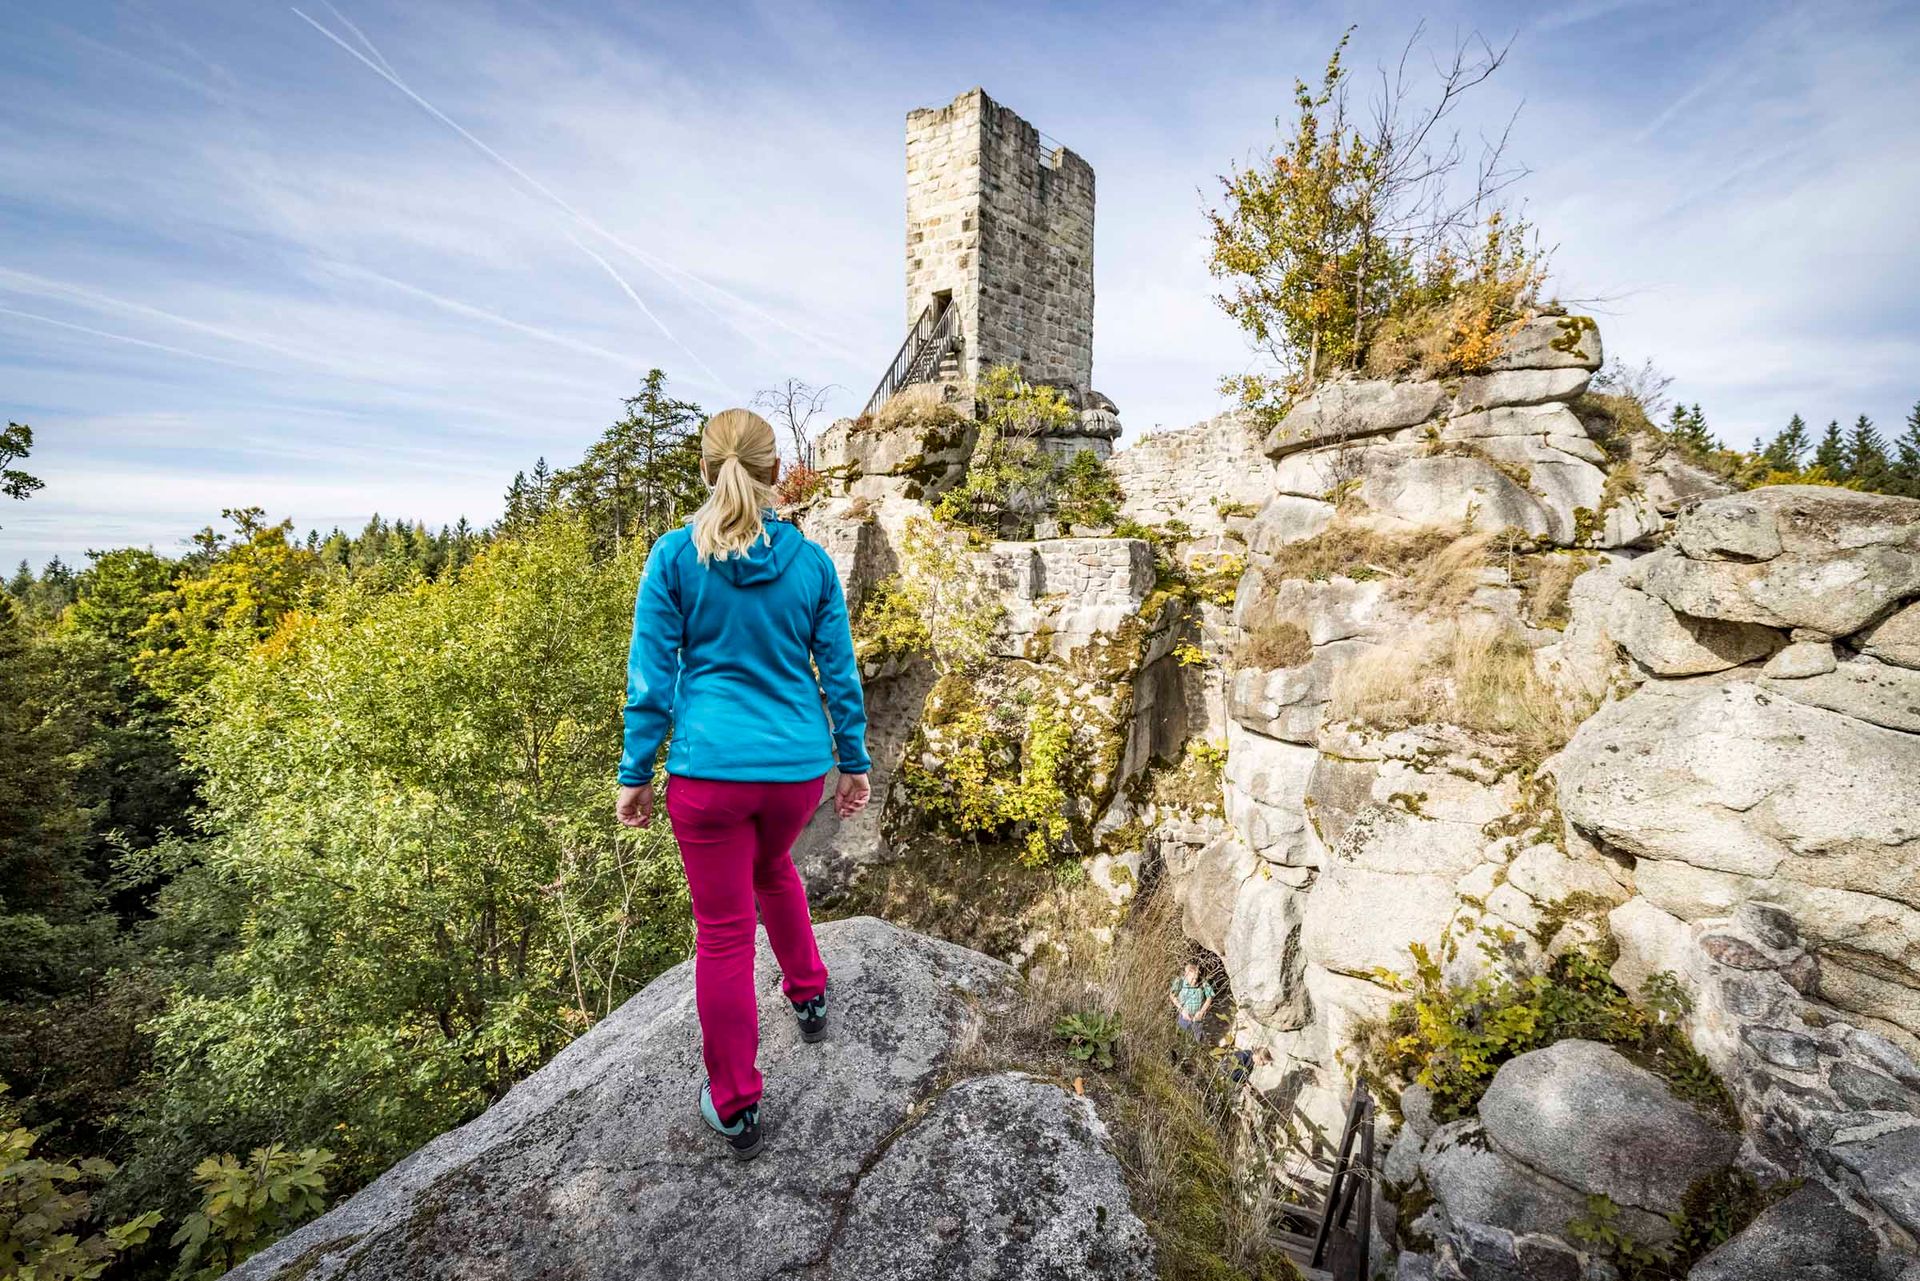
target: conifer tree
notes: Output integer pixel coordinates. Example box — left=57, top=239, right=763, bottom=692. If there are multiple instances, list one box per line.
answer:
left=1846, top=414, right=1888, bottom=488
left=1813, top=419, right=1848, bottom=478
left=1893, top=400, right=1920, bottom=497
left=1666, top=403, right=1716, bottom=454
left=1761, top=414, right=1810, bottom=471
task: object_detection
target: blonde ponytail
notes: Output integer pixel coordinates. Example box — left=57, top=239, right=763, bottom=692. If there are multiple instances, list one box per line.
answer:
left=691, top=408, right=780, bottom=563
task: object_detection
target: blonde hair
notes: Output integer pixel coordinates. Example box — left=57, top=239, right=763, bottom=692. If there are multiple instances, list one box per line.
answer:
left=690, top=408, right=780, bottom=563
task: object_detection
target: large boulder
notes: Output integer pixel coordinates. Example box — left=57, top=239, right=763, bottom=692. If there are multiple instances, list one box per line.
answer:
left=1689, top=1182, right=1894, bottom=1281
left=1263, top=378, right=1448, bottom=460
left=815, top=389, right=978, bottom=501
left=1606, top=585, right=1783, bottom=675
left=1859, top=601, right=1920, bottom=669
left=1419, top=1118, right=1674, bottom=1247
left=1476, top=1040, right=1738, bottom=1216
left=1557, top=679, right=1920, bottom=1039
left=1489, top=315, right=1604, bottom=372
left=227, top=918, right=1151, bottom=1281
left=1638, top=487, right=1920, bottom=637
left=829, top=1072, right=1154, bottom=1281
left=1761, top=654, right=1920, bottom=735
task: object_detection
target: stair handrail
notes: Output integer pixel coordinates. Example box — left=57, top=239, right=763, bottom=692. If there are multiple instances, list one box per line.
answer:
left=862, top=299, right=957, bottom=417
left=1310, top=1083, right=1376, bottom=1280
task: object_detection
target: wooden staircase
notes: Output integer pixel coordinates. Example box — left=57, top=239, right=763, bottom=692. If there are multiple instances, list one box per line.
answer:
left=862, top=298, right=962, bottom=417
left=1268, top=1085, right=1378, bottom=1281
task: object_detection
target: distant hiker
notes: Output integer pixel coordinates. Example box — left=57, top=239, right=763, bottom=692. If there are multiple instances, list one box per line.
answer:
left=616, top=407, right=871, bottom=1160
left=1169, top=961, right=1215, bottom=1041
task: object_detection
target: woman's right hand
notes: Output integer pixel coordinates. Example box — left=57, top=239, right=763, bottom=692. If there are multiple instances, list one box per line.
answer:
left=834, top=771, right=871, bottom=819
left=616, top=783, right=655, bottom=829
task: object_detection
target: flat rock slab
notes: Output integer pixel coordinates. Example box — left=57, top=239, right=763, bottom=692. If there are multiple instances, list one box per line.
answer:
left=227, top=917, right=1150, bottom=1281
left=829, top=1072, right=1154, bottom=1280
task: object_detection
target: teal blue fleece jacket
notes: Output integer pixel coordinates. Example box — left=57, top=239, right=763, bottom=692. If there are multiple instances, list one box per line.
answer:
left=619, top=515, right=870, bottom=785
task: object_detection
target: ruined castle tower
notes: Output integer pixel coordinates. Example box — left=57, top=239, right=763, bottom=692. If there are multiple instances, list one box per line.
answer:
left=902, top=88, right=1095, bottom=395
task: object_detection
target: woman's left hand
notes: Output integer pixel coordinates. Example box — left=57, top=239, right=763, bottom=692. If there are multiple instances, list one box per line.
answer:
left=616, top=783, right=655, bottom=829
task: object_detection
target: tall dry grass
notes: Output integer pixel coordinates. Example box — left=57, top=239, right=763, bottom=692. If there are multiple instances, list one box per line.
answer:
left=1327, top=619, right=1593, bottom=763
left=1006, top=893, right=1307, bottom=1281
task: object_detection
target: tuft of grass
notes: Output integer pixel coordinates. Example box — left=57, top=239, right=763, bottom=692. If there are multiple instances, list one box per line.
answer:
left=1327, top=620, right=1594, bottom=765
left=1258, top=519, right=1495, bottom=618
left=1235, top=620, right=1313, bottom=670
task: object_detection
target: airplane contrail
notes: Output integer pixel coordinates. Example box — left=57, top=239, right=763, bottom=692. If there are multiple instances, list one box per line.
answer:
left=341, top=265, right=733, bottom=395
left=318, top=0, right=397, bottom=79
left=0, top=267, right=342, bottom=371
left=0, top=304, right=268, bottom=370
left=566, top=232, right=733, bottom=394
left=290, top=6, right=723, bottom=381
left=290, top=5, right=860, bottom=366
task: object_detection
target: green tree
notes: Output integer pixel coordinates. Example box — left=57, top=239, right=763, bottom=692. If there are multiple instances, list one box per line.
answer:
left=1, top=422, right=44, bottom=524
left=1207, top=33, right=1385, bottom=396
left=1892, top=400, right=1920, bottom=497
left=1760, top=414, right=1809, bottom=471
left=0, top=593, right=104, bottom=997
left=1206, top=30, right=1538, bottom=415
left=1846, top=414, right=1888, bottom=488
left=124, top=517, right=689, bottom=1210
left=132, top=510, right=321, bottom=703
left=555, top=372, right=705, bottom=554
left=1665, top=403, right=1716, bottom=455
left=1813, top=419, right=1848, bottom=478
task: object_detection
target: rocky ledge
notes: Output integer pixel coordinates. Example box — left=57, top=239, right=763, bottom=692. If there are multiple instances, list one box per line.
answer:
left=226, top=918, right=1153, bottom=1281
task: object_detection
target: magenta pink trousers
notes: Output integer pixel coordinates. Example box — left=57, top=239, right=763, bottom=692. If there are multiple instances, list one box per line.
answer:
left=665, top=774, right=830, bottom=1119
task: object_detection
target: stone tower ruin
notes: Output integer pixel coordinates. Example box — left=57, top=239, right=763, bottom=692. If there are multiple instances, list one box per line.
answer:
left=860, top=89, right=1106, bottom=422
left=904, top=88, right=1095, bottom=392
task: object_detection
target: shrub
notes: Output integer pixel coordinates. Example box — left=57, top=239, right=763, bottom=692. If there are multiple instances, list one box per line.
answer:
left=1360, top=215, right=1547, bottom=382
left=1189, top=553, right=1246, bottom=607
left=1567, top=1169, right=1780, bottom=1281
left=0, top=1081, right=161, bottom=1279
left=904, top=695, right=1081, bottom=868
left=171, top=1144, right=335, bottom=1278
left=1358, top=921, right=1734, bottom=1127
left=851, top=575, right=931, bottom=664
left=933, top=367, right=1076, bottom=537
left=774, top=461, right=826, bottom=509
left=1056, top=449, right=1125, bottom=529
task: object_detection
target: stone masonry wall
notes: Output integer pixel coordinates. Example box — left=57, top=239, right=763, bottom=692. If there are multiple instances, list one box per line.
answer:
left=905, top=88, right=1094, bottom=391
left=1109, top=410, right=1277, bottom=533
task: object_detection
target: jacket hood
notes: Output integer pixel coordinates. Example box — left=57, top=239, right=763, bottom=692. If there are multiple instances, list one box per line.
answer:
left=707, top=515, right=806, bottom=586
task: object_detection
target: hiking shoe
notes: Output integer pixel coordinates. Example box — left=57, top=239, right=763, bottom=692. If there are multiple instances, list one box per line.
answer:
left=699, top=1080, right=762, bottom=1159
left=792, top=993, right=828, bottom=1043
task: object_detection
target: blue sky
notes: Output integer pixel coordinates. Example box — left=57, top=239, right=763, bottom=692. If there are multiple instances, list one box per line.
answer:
left=3, top=0, right=1917, bottom=568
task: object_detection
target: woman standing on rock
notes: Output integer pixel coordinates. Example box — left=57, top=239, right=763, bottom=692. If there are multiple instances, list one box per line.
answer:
left=615, top=407, right=871, bottom=1159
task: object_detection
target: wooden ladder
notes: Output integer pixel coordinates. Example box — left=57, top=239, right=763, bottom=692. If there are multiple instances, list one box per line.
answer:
left=1268, top=1084, right=1376, bottom=1281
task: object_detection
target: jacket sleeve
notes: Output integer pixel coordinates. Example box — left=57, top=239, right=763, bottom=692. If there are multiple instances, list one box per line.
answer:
left=619, top=538, right=683, bottom=786
left=809, top=547, right=871, bottom=774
